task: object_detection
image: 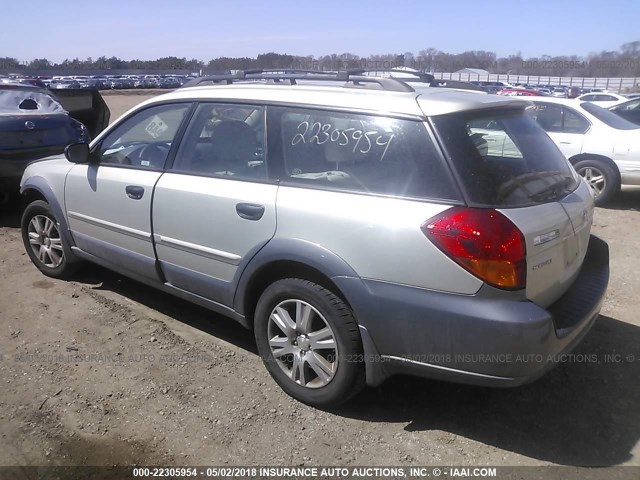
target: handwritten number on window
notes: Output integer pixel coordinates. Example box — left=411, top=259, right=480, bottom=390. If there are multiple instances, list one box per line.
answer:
left=291, top=121, right=309, bottom=145
left=291, top=120, right=395, bottom=161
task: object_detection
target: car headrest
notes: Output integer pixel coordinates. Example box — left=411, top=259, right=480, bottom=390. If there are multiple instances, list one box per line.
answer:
left=210, top=120, right=257, bottom=162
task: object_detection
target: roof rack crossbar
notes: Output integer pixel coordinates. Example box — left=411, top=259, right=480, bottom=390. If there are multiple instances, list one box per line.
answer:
left=345, top=68, right=434, bottom=84
left=347, top=68, right=483, bottom=91
left=430, top=79, right=484, bottom=91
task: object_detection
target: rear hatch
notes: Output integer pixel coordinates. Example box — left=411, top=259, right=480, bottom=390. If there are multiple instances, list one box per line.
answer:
left=52, top=89, right=110, bottom=138
left=430, top=105, right=593, bottom=307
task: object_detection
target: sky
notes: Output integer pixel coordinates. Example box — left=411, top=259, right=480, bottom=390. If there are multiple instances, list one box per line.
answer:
left=1, top=0, right=639, bottom=63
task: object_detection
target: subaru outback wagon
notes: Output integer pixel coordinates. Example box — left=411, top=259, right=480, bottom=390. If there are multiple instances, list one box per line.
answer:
left=19, top=70, right=609, bottom=407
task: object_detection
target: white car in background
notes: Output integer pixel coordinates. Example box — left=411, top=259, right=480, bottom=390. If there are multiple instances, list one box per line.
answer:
left=527, top=97, right=640, bottom=204
left=575, top=92, right=627, bottom=108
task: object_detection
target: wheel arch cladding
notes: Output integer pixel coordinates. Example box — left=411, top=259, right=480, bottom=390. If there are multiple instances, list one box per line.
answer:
left=20, top=176, right=75, bottom=248
left=234, top=238, right=388, bottom=386
left=233, top=238, right=361, bottom=323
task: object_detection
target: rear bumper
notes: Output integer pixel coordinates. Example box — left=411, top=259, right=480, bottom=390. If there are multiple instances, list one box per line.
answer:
left=335, top=235, right=609, bottom=387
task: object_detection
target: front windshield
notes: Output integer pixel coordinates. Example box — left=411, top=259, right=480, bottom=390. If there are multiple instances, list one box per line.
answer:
left=432, top=108, right=579, bottom=207
left=580, top=102, right=639, bottom=130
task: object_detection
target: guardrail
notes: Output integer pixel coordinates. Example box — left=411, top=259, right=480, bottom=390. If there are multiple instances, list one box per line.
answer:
left=434, top=73, right=640, bottom=92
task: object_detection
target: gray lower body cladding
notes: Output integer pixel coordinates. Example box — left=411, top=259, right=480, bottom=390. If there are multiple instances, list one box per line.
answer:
left=335, top=235, right=609, bottom=387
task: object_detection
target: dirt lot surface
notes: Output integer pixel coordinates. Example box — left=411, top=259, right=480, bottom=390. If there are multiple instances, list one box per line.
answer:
left=0, top=92, right=639, bottom=469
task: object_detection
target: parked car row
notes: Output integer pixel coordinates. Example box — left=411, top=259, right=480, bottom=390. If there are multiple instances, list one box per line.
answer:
left=472, top=81, right=638, bottom=101
left=493, top=85, right=634, bottom=101
left=1, top=74, right=196, bottom=91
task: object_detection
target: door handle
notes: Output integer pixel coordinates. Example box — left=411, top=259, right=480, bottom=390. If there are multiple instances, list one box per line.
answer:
left=125, top=185, right=145, bottom=200
left=559, top=141, right=572, bottom=144
left=236, top=203, right=265, bottom=221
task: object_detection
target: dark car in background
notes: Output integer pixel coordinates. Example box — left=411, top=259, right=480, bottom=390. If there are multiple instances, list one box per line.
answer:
left=158, top=76, right=182, bottom=88
left=567, top=86, right=582, bottom=98
left=0, top=83, right=109, bottom=197
left=10, top=77, right=49, bottom=89
left=49, top=79, right=81, bottom=90
left=79, top=78, right=107, bottom=90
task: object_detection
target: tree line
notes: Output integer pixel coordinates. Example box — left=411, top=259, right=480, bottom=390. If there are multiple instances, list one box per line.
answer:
left=2, top=41, right=640, bottom=76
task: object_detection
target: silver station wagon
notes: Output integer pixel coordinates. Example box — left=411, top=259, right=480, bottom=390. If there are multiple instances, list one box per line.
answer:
left=19, top=70, right=609, bottom=406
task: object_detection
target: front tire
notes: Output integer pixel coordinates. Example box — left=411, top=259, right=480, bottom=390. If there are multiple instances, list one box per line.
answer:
left=574, top=159, right=619, bottom=206
left=254, top=278, right=365, bottom=407
left=21, top=200, right=77, bottom=278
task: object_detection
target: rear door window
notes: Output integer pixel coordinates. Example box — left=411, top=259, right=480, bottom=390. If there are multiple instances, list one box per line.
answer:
left=172, top=103, right=266, bottom=179
left=528, top=103, right=590, bottom=134
left=268, top=106, right=460, bottom=201
left=432, top=108, right=579, bottom=207
left=562, top=107, right=590, bottom=133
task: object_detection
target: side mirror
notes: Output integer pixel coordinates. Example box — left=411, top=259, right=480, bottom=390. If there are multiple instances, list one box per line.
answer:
left=64, top=143, right=90, bottom=164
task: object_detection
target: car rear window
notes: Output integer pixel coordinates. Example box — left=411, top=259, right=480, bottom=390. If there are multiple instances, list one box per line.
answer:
left=270, top=106, right=461, bottom=201
left=431, top=108, right=579, bottom=207
left=0, top=89, right=66, bottom=114
left=580, top=102, right=639, bottom=130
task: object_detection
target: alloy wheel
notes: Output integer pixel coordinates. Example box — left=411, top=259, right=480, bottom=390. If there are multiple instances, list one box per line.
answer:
left=27, top=215, right=64, bottom=268
left=267, top=299, right=338, bottom=388
left=578, top=166, right=606, bottom=197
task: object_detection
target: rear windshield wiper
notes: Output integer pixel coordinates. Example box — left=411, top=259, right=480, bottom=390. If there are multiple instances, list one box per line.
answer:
left=528, top=176, right=575, bottom=202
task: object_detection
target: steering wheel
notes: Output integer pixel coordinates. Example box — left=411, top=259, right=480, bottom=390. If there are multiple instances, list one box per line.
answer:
left=138, top=143, right=170, bottom=167
left=103, top=150, right=132, bottom=165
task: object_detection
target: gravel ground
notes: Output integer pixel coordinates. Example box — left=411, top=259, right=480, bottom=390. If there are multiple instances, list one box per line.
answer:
left=0, top=92, right=638, bottom=468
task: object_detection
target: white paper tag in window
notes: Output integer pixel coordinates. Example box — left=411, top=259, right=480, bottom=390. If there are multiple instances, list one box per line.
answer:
left=145, top=116, right=168, bottom=139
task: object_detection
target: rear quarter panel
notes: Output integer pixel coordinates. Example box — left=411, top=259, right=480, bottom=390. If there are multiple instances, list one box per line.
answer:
left=275, top=186, right=483, bottom=294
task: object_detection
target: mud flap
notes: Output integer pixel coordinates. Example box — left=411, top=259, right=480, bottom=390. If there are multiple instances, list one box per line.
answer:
left=50, top=89, right=110, bottom=139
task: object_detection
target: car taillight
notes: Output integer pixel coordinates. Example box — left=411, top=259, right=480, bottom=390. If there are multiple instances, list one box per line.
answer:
left=71, top=120, right=89, bottom=142
left=421, top=207, right=526, bottom=290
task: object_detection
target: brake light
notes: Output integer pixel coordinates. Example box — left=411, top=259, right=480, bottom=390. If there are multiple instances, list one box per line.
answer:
left=421, top=208, right=526, bottom=290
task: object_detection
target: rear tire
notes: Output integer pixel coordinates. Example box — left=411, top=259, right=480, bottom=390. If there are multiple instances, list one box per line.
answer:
left=21, top=200, right=77, bottom=279
left=573, top=159, right=619, bottom=206
left=254, top=278, right=365, bottom=407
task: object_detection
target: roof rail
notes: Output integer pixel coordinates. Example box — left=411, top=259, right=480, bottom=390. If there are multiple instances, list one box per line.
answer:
left=181, top=69, right=416, bottom=93
left=181, top=68, right=483, bottom=93
left=258, top=69, right=338, bottom=75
